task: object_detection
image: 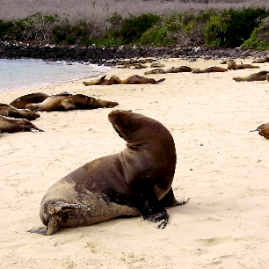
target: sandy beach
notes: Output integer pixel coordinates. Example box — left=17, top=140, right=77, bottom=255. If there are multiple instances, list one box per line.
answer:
left=1, top=57, right=269, bottom=268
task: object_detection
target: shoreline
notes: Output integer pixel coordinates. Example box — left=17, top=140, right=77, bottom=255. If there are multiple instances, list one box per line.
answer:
left=1, top=57, right=269, bottom=268
left=0, top=58, right=111, bottom=93
left=1, top=42, right=269, bottom=65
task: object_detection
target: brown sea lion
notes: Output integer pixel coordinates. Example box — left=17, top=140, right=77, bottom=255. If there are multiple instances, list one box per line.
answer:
left=250, top=122, right=269, bottom=139
left=252, top=57, right=269, bottom=63
left=232, top=71, right=269, bottom=82
left=192, top=67, right=228, bottom=73
left=29, top=110, right=188, bottom=235
left=0, top=115, right=44, bottom=133
left=26, top=93, right=118, bottom=112
left=83, top=75, right=165, bottom=86
left=150, top=63, right=165, bottom=68
left=226, top=59, right=259, bottom=70
left=10, top=92, right=49, bottom=109
left=144, top=69, right=166, bottom=75
left=0, top=103, right=40, bottom=120
left=165, top=66, right=193, bottom=73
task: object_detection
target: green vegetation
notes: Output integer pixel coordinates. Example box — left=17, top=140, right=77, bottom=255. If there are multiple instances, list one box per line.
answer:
left=1, top=7, right=269, bottom=49
left=204, top=7, right=269, bottom=48
left=242, top=17, right=269, bottom=50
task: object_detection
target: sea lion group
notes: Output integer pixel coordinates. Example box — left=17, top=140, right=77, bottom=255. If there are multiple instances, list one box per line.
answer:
left=4, top=55, right=269, bottom=236
left=0, top=92, right=118, bottom=133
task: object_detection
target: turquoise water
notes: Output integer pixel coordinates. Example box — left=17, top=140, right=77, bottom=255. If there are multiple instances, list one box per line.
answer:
left=0, top=59, right=110, bottom=92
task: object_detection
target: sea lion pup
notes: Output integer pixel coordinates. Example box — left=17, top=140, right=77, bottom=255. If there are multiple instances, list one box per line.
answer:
left=26, top=93, right=118, bottom=112
left=192, top=67, right=228, bottom=73
left=29, top=110, right=188, bottom=235
left=232, top=71, right=269, bottom=82
left=83, top=75, right=165, bottom=85
left=0, top=115, right=44, bottom=133
left=250, top=122, right=269, bottom=139
left=10, top=92, right=49, bottom=109
left=0, top=103, right=40, bottom=120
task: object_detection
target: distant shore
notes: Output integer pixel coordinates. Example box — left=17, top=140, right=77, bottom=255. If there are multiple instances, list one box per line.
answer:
left=1, top=42, right=269, bottom=65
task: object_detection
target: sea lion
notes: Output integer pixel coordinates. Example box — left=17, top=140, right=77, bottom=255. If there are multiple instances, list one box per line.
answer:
left=192, top=67, right=228, bottom=73
left=150, top=63, right=165, bottom=68
left=83, top=75, right=165, bottom=86
left=0, top=103, right=40, bottom=120
left=232, top=71, right=269, bottom=82
left=145, top=69, right=166, bottom=75
left=250, top=122, right=269, bottom=139
left=165, top=66, right=193, bottom=73
left=252, top=57, right=269, bottom=63
left=26, top=93, right=118, bottom=112
left=29, top=110, right=187, bottom=235
left=10, top=92, right=49, bottom=109
left=226, top=59, right=259, bottom=70
left=0, top=115, right=44, bottom=133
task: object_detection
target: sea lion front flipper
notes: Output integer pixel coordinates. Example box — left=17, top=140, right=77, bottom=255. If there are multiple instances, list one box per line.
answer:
left=131, top=181, right=169, bottom=229
left=161, top=188, right=189, bottom=207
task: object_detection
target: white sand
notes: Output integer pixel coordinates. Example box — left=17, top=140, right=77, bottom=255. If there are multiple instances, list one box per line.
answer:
left=1, top=58, right=269, bottom=268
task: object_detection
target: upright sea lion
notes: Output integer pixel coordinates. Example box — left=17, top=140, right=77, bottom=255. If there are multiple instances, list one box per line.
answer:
left=26, top=93, right=118, bottom=112
left=0, top=115, right=44, bottom=133
left=250, top=122, right=269, bottom=139
left=0, top=103, right=40, bottom=120
left=83, top=75, right=165, bottom=86
left=10, top=92, right=49, bottom=109
left=29, top=110, right=187, bottom=235
left=226, top=59, right=259, bottom=70
left=232, top=71, right=269, bottom=82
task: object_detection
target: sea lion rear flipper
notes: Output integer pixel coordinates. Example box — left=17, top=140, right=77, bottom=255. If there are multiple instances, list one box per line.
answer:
left=156, top=78, right=165, bottom=84
left=28, top=214, right=62, bottom=235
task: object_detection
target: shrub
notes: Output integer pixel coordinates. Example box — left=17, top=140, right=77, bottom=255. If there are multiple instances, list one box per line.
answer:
left=241, top=17, right=269, bottom=50
left=204, top=7, right=269, bottom=48
left=118, top=13, right=160, bottom=44
left=0, top=20, right=14, bottom=39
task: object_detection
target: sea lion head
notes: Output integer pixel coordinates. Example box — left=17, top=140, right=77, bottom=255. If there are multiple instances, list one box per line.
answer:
left=108, top=110, right=173, bottom=147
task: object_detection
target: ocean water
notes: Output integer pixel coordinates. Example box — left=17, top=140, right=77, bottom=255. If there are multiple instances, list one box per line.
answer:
left=0, top=59, right=110, bottom=92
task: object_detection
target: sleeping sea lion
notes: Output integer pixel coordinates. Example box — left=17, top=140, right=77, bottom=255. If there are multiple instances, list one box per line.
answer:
left=165, top=66, right=193, bottom=73
left=250, top=122, right=269, bottom=139
left=26, top=93, right=118, bottom=112
left=252, top=57, right=269, bottom=63
left=192, top=67, right=228, bottom=73
left=10, top=92, right=49, bottom=109
left=0, top=103, right=40, bottom=120
left=144, top=69, right=166, bottom=75
left=29, top=110, right=188, bottom=235
left=83, top=75, right=165, bottom=86
left=0, top=115, right=44, bottom=133
left=232, top=71, right=269, bottom=82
